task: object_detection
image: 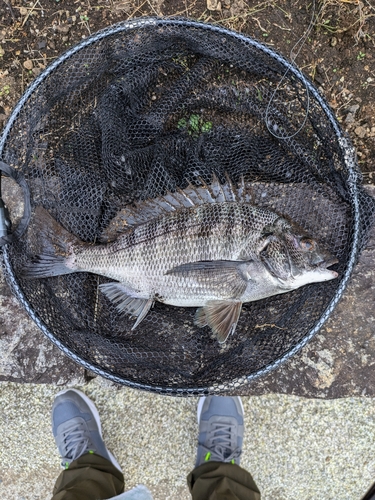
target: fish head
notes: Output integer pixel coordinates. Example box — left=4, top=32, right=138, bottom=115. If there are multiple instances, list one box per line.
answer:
left=258, top=218, right=338, bottom=290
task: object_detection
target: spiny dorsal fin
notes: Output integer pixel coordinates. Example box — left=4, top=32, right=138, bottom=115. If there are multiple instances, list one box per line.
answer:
left=170, top=188, right=196, bottom=208
left=208, top=174, right=226, bottom=202
left=100, top=174, right=252, bottom=240
left=222, top=173, right=238, bottom=202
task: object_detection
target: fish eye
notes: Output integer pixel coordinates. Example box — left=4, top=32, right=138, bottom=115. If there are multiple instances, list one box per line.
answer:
left=300, top=238, right=315, bottom=251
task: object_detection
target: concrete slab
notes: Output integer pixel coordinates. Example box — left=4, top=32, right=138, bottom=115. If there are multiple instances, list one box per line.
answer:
left=1, top=379, right=375, bottom=500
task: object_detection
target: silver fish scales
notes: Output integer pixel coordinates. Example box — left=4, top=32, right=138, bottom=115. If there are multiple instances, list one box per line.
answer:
left=23, top=177, right=338, bottom=343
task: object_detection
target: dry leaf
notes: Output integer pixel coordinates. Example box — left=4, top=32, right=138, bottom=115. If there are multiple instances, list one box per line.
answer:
left=207, top=0, right=221, bottom=10
left=23, top=59, right=33, bottom=70
left=114, top=1, right=132, bottom=11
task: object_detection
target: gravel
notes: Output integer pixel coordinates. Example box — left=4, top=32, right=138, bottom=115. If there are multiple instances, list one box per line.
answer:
left=1, top=378, right=375, bottom=499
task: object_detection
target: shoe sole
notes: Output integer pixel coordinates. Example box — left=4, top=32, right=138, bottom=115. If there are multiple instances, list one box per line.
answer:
left=197, top=396, right=244, bottom=423
left=55, top=388, right=122, bottom=472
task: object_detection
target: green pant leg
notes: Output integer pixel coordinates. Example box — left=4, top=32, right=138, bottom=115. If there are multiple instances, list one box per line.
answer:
left=52, top=453, right=124, bottom=500
left=187, top=462, right=261, bottom=500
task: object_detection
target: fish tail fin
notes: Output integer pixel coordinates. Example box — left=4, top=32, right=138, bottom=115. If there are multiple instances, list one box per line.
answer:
left=22, top=207, right=81, bottom=278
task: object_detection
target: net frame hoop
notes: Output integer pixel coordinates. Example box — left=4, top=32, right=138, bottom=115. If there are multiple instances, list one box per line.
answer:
left=0, top=17, right=360, bottom=394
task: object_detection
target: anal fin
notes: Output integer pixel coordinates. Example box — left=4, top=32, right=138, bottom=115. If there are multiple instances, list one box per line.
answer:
left=99, top=282, right=153, bottom=329
left=195, top=300, right=243, bottom=343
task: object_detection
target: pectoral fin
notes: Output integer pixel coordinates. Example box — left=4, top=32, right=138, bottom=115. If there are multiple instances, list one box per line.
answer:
left=195, top=300, right=243, bottom=343
left=99, top=282, right=153, bottom=329
left=166, top=260, right=251, bottom=298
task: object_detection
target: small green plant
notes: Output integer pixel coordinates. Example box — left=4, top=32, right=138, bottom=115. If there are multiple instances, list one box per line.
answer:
left=316, top=18, right=337, bottom=34
left=201, top=121, right=213, bottom=133
left=189, top=114, right=200, bottom=133
left=80, top=14, right=89, bottom=22
left=177, top=118, right=187, bottom=129
left=172, top=55, right=189, bottom=68
left=357, top=51, right=365, bottom=61
left=178, top=114, right=212, bottom=136
left=0, top=84, right=10, bottom=97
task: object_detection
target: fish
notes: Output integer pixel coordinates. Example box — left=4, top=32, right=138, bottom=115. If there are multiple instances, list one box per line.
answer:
left=22, top=176, right=338, bottom=343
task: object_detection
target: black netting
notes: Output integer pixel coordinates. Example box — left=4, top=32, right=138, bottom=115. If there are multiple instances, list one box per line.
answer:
left=1, top=18, right=374, bottom=394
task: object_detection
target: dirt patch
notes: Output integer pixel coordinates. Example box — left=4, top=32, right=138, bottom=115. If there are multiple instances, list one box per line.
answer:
left=0, top=1, right=374, bottom=181
left=0, top=6, right=373, bottom=229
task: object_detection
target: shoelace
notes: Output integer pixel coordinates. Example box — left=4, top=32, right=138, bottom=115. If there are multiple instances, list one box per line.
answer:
left=57, top=420, right=93, bottom=466
left=203, top=422, right=241, bottom=463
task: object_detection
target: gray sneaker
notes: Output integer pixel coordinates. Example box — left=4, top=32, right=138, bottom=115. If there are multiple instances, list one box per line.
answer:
left=196, top=396, right=244, bottom=467
left=52, top=388, right=121, bottom=471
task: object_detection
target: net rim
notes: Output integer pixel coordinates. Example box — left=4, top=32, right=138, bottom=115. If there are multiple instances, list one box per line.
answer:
left=0, top=17, right=361, bottom=395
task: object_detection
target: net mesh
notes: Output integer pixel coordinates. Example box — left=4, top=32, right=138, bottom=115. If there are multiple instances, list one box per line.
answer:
left=1, top=18, right=374, bottom=394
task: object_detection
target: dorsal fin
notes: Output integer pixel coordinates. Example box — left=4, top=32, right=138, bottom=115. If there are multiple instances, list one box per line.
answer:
left=222, top=174, right=238, bottom=202
left=208, top=174, right=226, bottom=202
left=133, top=197, right=175, bottom=217
left=182, top=182, right=211, bottom=205
left=237, top=176, right=252, bottom=203
left=100, top=174, right=251, bottom=241
left=170, top=188, right=196, bottom=208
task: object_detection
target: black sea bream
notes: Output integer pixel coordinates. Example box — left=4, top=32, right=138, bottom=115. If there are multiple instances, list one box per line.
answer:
left=23, top=177, right=338, bottom=343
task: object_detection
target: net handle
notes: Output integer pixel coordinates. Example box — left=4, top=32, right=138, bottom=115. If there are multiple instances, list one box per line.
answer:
left=0, top=161, right=31, bottom=246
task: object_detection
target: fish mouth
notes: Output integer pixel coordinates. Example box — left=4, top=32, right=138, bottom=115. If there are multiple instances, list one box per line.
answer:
left=316, top=256, right=339, bottom=277
left=318, top=256, right=338, bottom=268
